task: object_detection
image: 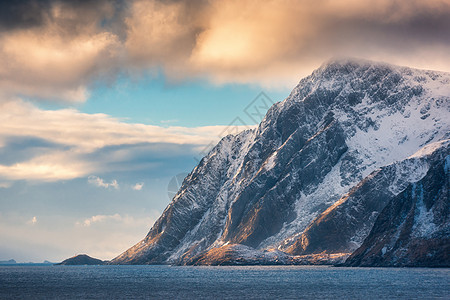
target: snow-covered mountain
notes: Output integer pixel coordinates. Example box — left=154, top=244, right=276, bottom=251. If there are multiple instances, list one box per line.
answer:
left=111, top=59, right=450, bottom=266
left=286, top=139, right=449, bottom=257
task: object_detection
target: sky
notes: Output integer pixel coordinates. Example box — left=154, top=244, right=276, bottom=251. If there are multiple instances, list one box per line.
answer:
left=1, top=0, right=450, bottom=263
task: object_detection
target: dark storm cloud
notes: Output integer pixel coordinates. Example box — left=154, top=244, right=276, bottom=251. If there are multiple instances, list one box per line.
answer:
left=0, top=0, right=126, bottom=102
left=0, top=0, right=127, bottom=33
left=0, top=0, right=51, bottom=31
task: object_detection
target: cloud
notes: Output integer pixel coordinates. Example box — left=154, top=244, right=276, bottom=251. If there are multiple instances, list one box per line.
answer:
left=160, top=119, right=179, bottom=125
left=122, top=0, right=450, bottom=87
left=88, top=176, right=119, bottom=189
left=0, top=182, right=12, bottom=189
left=124, top=0, right=198, bottom=69
left=198, top=0, right=450, bottom=86
left=79, top=213, right=122, bottom=227
left=1, top=0, right=450, bottom=101
left=0, top=0, right=122, bottom=102
left=0, top=136, right=66, bottom=166
left=0, top=99, right=250, bottom=182
left=0, top=1, right=51, bottom=31
left=0, top=1, right=123, bottom=32
left=76, top=213, right=155, bottom=232
left=0, top=27, right=119, bottom=102
left=132, top=182, right=144, bottom=191
left=27, top=216, right=37, bottom=225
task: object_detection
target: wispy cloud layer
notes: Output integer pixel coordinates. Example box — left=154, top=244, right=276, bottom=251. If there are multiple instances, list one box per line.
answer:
left=88, top=176, right=119, bottom=189
left=79, top=213, right=124, bottom=227
left=0, top=99, right=249, bottom=182
left=26, top=216, right=38, bottom=226
left=1, top=0, right=449, bottom=102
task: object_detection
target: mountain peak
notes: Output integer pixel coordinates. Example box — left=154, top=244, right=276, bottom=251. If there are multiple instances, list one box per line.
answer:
left=112, top=60, right=449, bottom=266
left=323, top=56, right=390, bottom=67
left=310, top=57, right=449, bottom=85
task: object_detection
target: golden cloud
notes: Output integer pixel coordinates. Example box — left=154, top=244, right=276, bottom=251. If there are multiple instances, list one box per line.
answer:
left=1, top=0, right=450, bottom=100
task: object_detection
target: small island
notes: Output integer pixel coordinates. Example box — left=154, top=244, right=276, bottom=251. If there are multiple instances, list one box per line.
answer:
left=56, top=254, right=106, bottom=265
left=0, top=259, right=17, bottom=265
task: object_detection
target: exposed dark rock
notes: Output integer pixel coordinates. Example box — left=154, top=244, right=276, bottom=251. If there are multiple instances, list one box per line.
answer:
left=344, top=153, right=449, bottom=267
left=287, top=143, right=449, bottom=256
left=57, top=254, right=105, bottom=265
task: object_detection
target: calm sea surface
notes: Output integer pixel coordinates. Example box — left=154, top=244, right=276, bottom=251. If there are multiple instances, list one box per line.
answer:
left=0, top=265, right=448, bottom=299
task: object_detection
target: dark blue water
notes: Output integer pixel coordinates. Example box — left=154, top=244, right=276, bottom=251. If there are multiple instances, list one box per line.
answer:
left=0, top=265, right=449, bottom=299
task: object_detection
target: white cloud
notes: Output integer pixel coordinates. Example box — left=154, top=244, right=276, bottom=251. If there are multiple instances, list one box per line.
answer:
left=0, top=99, right=252, bottom=182
left=79, top=213, right=122, bottom=227
left=88, top=176, right=119, bottom=190
left=0, top=182, right=12, bottom=189
left=0, top=151, right=94, bottom=181
left=132, top=182, right=144, bottom=191
left=27, top=216, right=38, bottom=225
left=160, top=119, right=179, bottom=125
left=76, top=213, right=153, bottom=228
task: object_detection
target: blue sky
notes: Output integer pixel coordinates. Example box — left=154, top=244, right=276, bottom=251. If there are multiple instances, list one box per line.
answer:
left=0, top=70, right=291, bottom=263
left=0, top=0, right=449, bottom=262
left=82, top=74, right=290, bottom=127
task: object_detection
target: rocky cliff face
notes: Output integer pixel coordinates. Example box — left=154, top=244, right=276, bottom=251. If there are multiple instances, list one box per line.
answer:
left=286, top=140, right=449, bottom=256
left=111, top=59, right=450, bottom=266
left=344, top=145, right=449, bottom=267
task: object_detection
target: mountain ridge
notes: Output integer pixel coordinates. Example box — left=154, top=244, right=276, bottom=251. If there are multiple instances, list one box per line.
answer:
left=111, top=59, right=450, bottom=266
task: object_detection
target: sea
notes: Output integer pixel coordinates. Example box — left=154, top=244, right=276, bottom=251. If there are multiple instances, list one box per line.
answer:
left=0, top=265, right=449, bottom=299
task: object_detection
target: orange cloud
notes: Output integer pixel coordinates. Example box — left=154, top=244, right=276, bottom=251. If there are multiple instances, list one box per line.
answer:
left=0, top=29, right=119, bottom=102
left=0, top=1, right=121, bottom=102
left=124, top=0, right=450, bottom=87
left=1, top=0, right=450, bottom=100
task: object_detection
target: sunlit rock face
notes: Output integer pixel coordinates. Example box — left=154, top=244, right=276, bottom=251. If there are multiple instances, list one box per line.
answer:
left=111, top=59, right=450, bottom=266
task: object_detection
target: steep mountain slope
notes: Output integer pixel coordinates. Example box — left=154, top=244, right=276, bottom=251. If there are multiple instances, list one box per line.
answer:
left=286, top=140, right=449, bottom=256
left=344, top=145, right=449, bottom=267
left=112, top=59, right=450, bottom=265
